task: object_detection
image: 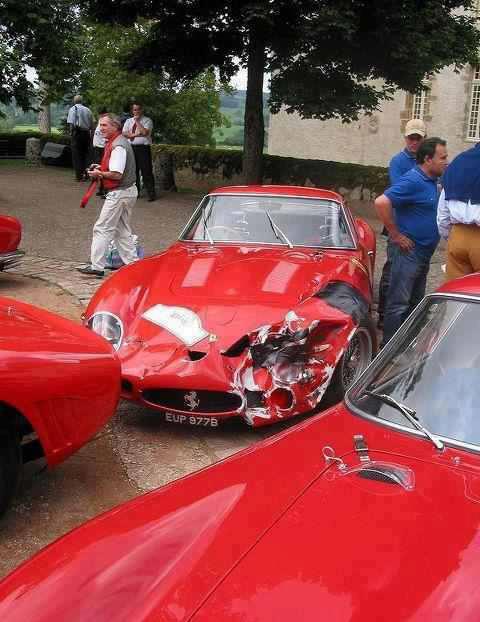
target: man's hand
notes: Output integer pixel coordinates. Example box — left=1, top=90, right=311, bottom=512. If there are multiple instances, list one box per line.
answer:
left=88, top=165, right=102, bottom=180
left=390, top=231, right=414, bottom=252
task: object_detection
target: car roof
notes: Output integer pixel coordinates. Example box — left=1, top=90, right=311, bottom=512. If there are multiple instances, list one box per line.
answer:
left=209, top=185, right=344, bottom=202
left=436, top=273, right=480, bottom=297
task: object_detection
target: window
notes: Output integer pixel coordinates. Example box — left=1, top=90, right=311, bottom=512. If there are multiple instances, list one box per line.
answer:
left=467, top=65, right=480, bottom=140
left=412, top=90, right=428, bottom=119
left=405, top=79, right=431, bottom=120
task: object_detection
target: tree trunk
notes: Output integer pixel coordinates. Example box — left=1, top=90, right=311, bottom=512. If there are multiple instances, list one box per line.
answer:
left=38, top=83, right=51, bottom=133
left=242, top=27, right=266, bottom=184
left=38, top=104, right=51, bottom=133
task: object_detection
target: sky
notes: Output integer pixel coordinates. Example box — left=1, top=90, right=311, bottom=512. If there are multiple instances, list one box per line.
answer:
left=230, top=67, right=271, bottom=92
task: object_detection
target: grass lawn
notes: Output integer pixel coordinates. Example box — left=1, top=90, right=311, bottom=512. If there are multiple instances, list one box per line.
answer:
left=12, top=125, right=61, bottom=134
left=0, top=159, right=29, bottom=168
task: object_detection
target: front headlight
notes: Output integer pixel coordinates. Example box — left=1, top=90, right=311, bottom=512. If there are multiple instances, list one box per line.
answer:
left=87, top=312, right=123, bottom=351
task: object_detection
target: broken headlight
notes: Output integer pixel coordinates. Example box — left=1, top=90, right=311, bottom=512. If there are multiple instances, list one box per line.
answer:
left=87, top=312, right=123, bottom=351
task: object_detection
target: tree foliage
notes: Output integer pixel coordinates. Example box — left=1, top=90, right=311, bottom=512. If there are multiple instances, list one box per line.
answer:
left=0, top=1, right=82, bottom=108
left=85, top=0, right=480, bottom=182
left=81, top=22, right=228, bottom=145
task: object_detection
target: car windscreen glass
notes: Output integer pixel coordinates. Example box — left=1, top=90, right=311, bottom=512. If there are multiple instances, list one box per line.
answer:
left=348, top=297, right=480, bottom=447
left=181, top=195, right=355, bottom=248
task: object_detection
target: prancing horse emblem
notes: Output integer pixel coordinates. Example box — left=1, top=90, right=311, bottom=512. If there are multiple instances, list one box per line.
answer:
left=184, top=391, right=200, bottom=411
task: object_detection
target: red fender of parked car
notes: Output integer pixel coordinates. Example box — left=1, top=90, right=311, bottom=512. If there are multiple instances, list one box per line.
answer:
left=0, top=296, right=121, bottom=515
left=0, top=214, right=24, bottom=270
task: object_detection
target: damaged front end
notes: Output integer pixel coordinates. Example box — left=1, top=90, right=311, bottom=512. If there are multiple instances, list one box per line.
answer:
left=224, top=282, right=373, bottom=427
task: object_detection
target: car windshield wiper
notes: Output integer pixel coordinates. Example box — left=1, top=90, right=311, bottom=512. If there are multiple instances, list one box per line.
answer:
left=364, top=390, right=444, bottom=450
left=202, top=205, right=214, bottom=245
left=262, top=208, right=293, bottom=248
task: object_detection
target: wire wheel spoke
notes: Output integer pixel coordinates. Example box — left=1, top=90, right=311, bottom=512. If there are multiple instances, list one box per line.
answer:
left=341, top=328, right=372, bottom=390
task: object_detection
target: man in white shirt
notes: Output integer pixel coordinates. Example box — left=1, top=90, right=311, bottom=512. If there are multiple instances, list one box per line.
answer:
left=67, top=95, right=94, bottom=181
left=437, top=143, right=480, bottom=280
left=122, top=102, right=156, bottom=201
left=77, top=114, right=138, bottom=278
left=92, top=107, right=108, bottom=163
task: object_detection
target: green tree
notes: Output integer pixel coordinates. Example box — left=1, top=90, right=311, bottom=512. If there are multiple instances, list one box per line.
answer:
left=81, top=22, right=228, bottom=145
left=85, top=0, right=480, bottom=183
left=0, top=1, right=82, bottom=110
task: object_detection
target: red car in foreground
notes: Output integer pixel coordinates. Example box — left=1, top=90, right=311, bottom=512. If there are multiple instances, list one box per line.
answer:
left=85, top=185, right=377, bottom=427
left=0, top=296, right=120, bottom=515
left=0, top=214, right=24, bottom=270
left=1, top=275, right=479, bottom=621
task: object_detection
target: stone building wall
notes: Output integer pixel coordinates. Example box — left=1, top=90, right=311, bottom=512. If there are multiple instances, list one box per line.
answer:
left=268, top=65, right=477, bottom=167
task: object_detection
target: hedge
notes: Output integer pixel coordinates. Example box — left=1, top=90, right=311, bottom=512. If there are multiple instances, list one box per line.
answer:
left=0, top=131, right=70, bottom=158
left=151, top=144, right=389, bottom=195
left=6, top=132, right=389, bottom=194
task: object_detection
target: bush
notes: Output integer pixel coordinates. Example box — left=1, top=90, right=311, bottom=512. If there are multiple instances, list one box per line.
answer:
left=0, top=131, right=70, bottom=158
left=151, top=144, right=389, bottom=194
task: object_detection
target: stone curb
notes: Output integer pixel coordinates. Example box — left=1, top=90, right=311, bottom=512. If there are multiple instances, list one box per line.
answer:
left=6, top=255, right=104, bottom=307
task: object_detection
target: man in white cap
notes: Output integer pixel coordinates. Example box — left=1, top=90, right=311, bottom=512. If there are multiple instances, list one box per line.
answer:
left=377, top=118, right=427, bottom=328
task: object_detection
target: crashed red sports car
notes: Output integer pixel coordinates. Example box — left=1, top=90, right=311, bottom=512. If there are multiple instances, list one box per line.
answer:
left=85, top=185, right=376, bottom=427
left=1, top=275, right=480, bottom=621
left=0, top=296, right=120, bottom=515
left=0, top=214, right=24, bottom=270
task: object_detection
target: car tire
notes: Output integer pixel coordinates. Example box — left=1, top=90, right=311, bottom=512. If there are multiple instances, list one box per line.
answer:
left=325, top=318, right=376, bottom=406
left=0, top=419, right=22, bottom=517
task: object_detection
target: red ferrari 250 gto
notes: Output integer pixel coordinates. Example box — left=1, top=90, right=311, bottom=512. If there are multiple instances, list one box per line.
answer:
left=85, top=185, right=377, bottom=427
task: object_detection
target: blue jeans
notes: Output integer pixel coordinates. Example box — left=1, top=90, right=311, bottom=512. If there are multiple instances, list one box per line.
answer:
left=382, top=241, right=432, bottom=344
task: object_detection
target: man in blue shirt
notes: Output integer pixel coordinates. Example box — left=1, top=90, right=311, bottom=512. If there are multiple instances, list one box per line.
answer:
left=377, top=119, right=427, bottom=328
left=374, top=137, right=448, bottom=344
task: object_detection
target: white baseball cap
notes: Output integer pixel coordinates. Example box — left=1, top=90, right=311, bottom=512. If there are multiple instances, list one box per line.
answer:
left=405, top=119, right=426, bottom=137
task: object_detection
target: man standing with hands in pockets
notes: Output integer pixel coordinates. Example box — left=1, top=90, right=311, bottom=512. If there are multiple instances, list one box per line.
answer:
left=77, top=113, right=138, bottom=278
left=123, top=102, right=156, bottom=202
left=374, top=137, right=448, bottom=345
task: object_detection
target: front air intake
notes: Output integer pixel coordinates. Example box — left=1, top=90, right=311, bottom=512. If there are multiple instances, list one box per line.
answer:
left=142, top=388, right=242, bottom=413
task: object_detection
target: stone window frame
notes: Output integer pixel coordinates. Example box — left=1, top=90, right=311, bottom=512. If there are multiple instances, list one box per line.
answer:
left=466, top=64, right=480, bottom=141
left=400, top=78, right=433, bottom=134
left=404, top=79, right=432, bottom=121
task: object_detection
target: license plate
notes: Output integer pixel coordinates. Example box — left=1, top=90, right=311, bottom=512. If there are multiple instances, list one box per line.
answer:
left=164, top=412, right=219, bottom=427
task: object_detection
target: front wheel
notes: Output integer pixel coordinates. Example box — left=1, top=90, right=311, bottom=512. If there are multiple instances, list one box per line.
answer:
left=0, top=421, right=22, bottom=517
left=325, top=320, right=376, bottom=406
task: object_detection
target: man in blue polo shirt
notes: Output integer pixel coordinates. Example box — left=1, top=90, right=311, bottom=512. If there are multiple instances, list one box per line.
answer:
left=374, top=137, right=448, bottom=344
left=377, top=119, right=427, bottom=329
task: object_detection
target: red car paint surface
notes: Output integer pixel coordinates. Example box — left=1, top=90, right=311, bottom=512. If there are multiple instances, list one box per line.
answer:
left=1, top=278, right=480, bottom=621
left=0, top=214, right=24, bottom=270
left=0, top=296, right=120, bottom=466
left=0, top=215, right=21, bottom=253
left=85, top=186, right=376, bottom=426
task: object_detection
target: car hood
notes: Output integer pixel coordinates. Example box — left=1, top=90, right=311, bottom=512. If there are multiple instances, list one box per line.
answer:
left=193, top=452, right=480, bottom=621
left=88, top=243, right=366, bottom=350
left=1, top=411, right=479, bottom=621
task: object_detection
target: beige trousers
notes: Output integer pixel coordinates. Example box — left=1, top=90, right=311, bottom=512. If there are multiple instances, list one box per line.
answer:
left=91, top=185, right=138, bottom=271
left=446, top=223, right=480, bottom=281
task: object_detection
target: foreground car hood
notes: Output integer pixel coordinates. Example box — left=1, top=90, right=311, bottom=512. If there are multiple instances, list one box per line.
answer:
left=194, top=452, right=480, bottom=621
left=1, top=411, right=479, bottom=621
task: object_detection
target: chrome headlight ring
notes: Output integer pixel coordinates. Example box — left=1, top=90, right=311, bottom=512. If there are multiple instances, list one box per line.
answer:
left=86, top=311, right=123, bottom=351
